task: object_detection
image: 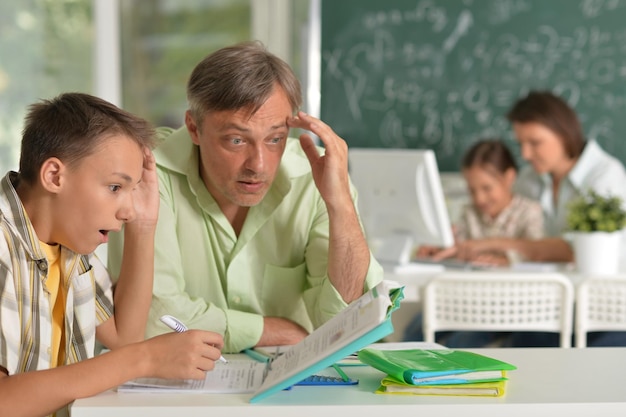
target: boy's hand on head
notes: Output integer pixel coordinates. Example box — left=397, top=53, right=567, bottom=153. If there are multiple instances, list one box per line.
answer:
left=288, top=112, right=352, bottom=209
left=130, top=147, right=160, bottom=229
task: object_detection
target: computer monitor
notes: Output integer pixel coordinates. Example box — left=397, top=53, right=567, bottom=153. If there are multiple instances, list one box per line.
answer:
left=348, top=148, right=454, bottom=265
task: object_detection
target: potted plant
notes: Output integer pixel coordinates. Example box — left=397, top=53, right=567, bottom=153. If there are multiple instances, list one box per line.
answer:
left=567, top=191, right=626, bottom=275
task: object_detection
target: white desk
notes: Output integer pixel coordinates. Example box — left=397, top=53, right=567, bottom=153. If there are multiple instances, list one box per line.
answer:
left=72, top=347, right=626, bottom=417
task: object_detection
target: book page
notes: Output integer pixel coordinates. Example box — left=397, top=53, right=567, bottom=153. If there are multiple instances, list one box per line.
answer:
left=257, top=281, right=398, bottom=390
left=255, top=341, right=446, bottom=366
left=118, top=281, right=402, bottom=398
left=118, top=360, right=267, bottom=393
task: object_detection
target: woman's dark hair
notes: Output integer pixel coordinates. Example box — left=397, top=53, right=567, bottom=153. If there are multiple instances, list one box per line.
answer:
left=506, top=90, right=585, bottom=158
left=462, top=139, right=517, bottom=175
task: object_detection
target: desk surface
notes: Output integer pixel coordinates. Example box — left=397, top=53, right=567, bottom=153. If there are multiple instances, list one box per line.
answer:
left=72, top=347, right=626, bottom=417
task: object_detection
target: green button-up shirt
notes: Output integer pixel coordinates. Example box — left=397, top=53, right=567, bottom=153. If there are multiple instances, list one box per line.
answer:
left=108, top=127, right=383, bottom=353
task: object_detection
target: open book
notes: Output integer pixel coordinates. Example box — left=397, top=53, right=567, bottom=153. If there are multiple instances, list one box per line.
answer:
left=119, top=280, right=404, bottom=401
left=245, top=341, right=447, bottom=366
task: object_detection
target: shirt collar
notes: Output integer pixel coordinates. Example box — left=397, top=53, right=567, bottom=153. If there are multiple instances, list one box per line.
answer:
left=0, top=172, right=46, bottom=261
left=477, top=194, right=519, bottom=226
left=0, top=172, right=85, bottom=270
left=536, top=140, right=598, bottom=191
left=568, top=140, right=601, bottom=189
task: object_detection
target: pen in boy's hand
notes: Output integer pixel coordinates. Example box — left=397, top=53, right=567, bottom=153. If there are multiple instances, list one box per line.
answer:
left=159, top=315, right=228, bottom=363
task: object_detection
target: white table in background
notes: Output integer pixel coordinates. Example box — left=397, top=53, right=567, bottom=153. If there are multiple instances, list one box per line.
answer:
left=72, top=347, right=626, bottom=417
left=383, top=261, right=602, bottom=341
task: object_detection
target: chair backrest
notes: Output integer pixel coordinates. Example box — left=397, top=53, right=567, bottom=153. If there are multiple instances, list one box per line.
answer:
left=422, top=271, right=575, bottom=347
left=575, top=276, right=626, bottom=347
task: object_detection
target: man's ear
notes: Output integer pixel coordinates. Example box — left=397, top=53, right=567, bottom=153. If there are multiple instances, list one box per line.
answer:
left=39, top=158, right=65, bottom=193
left=185, top=111, right=201, bottom=145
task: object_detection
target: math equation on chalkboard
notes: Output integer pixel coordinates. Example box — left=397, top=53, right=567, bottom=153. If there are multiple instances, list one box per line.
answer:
left=320, top=0, right=626, bottom=171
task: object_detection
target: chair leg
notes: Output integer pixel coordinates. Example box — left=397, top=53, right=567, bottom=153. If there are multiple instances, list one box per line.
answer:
left=424, top=328, right=434, bottom=343
left=575, top=331, right=587, bottom=348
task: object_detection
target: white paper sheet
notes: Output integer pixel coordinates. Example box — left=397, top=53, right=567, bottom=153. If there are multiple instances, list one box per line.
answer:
left=117, top=360, right=267, bottom=394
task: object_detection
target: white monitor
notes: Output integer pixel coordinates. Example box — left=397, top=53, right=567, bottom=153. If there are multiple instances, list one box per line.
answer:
left=348, top=148, right=454, bottom=265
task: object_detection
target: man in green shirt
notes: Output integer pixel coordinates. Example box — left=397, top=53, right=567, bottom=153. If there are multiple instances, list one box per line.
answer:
left=108, top=41, right=384, bottom=353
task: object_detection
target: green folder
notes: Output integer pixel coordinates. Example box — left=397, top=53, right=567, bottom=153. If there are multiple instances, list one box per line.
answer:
left=358, top=348, right=516, bottom=385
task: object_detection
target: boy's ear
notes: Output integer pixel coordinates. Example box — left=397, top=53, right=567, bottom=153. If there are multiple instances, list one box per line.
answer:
left=39, top=157, right=65, bottom=193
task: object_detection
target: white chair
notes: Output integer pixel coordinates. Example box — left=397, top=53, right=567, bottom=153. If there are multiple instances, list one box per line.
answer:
left=422, top=271, right=575, bottom=347
left=575, top=276, right=626, bottom=347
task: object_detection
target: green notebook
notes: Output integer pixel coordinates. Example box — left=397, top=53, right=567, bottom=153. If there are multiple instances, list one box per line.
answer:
left=358, top=348, right=516, bottom=385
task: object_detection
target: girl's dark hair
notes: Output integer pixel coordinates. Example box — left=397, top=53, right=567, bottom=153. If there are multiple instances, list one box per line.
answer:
left=462, top=139, right=517, bottom=174
left=506, top=90, right=585, bottom=158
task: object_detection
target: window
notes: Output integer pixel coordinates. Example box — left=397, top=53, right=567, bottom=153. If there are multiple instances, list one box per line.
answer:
left=119, top=0, right=251, bottom=127
left=0, top=0, right=307, bottom=174
left=0, top=0, right=93, bottom=174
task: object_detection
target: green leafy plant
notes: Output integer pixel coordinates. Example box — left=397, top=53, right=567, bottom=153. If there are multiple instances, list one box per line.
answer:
left=567, top=191, right=626, bottom=232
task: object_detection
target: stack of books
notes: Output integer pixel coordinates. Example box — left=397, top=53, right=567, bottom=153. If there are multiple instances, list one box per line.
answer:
left=357, top=348, right=516, bottom=397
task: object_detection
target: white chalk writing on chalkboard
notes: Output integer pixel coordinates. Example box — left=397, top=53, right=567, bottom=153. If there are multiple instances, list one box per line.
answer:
left=320, top=0, right=626, bottom=171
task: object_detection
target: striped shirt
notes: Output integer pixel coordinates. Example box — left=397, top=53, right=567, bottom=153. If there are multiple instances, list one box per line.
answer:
left=0, top=172, right=114, bottom=417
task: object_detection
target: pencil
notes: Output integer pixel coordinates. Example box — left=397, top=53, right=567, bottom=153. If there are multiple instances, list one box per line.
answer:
left=244, top=348, right=271, bottom=363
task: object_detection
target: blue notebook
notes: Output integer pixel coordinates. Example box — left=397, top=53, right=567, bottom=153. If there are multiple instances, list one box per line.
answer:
left=249, top=280, right=404, bottom=403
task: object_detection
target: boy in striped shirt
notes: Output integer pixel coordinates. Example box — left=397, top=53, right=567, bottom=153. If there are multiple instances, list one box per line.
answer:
left=0, top=93, right=224, bottom=417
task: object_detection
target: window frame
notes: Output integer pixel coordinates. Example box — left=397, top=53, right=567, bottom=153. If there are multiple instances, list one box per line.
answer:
left=94, top=0, right=295, bottom=108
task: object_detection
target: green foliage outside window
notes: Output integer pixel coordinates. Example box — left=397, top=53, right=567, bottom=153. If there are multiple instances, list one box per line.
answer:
left=120, top=0, right=251, bottom=127
left=0, top=0, right=92, bottom=173
left=1, top=0, right=309, bottom=171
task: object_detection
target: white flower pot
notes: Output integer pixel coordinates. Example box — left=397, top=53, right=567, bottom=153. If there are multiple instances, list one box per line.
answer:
left=571, top=231, right=622, bottom=276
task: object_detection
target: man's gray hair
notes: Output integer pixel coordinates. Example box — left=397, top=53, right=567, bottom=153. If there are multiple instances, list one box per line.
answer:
left=187, top=41, right=302, bottom=123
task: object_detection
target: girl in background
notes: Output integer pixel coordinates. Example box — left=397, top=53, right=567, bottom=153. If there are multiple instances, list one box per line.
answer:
left=451, top=90, right=626, bottom=264
left=489, top=90, right=626, bottom=347
left=417, top=139, right=544, bottom=266
left=407, top=139, right=543, bottom=347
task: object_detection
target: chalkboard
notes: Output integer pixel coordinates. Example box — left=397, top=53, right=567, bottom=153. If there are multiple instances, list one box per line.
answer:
left=320, top=0, right=626, bottom=171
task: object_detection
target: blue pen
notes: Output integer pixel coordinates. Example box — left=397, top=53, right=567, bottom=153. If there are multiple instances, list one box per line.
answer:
left=160, top=315, right=228, bottom=363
